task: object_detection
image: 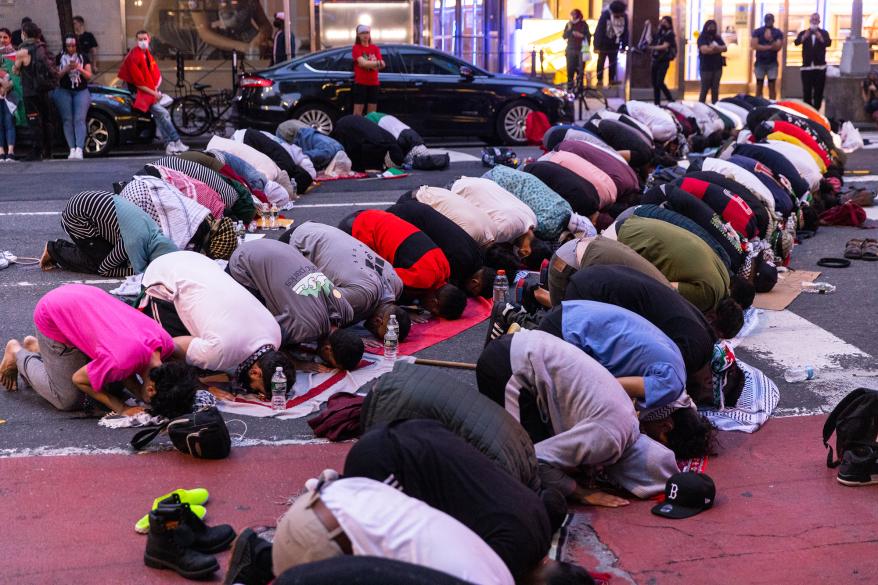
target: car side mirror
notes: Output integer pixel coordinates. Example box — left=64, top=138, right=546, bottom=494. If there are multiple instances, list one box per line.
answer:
left=459, top=66, right=474, bottom=80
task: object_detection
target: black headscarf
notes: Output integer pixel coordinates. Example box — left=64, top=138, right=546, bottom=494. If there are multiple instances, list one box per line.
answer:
left=476, top=335, right=514, bottom=406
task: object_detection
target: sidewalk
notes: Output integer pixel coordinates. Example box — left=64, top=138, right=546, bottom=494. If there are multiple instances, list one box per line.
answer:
left=1, top=415, right=875, bottom=584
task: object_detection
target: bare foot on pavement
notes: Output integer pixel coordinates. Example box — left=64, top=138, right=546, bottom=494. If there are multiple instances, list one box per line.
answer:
left=39, top=244, right=55, bottom=271
left=23, top=336, right=39, bottom=353
left=1, top=339, right=22, bottom=391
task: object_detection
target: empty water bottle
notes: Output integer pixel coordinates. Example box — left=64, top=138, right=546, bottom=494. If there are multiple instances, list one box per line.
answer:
left=801, top=281, right=836, bottom=294
left=384, top=314, right=399, bottom=362
left=493, top=270, right=509, bottom=305
left=784, top=366, right=816, bottom=383
left=271, top=366, right=287, bottom=411
left=269, top=203, right=279, bottom=230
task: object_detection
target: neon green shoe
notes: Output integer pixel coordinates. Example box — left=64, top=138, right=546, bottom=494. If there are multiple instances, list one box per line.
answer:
left=134, top=488, right=210, bottom=534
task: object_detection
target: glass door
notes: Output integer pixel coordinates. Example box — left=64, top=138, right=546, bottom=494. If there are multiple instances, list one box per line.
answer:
left=717, top=0, right=754, bottom=88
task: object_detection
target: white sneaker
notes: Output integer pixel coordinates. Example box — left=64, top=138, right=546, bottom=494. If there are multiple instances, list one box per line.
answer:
left=165, top=143, right=181, bottom=155
left=68, top=148, right=77, bottom=160
left=74, top=147, right=84, bottom=159
left=174, top=140, right=190, bottom=153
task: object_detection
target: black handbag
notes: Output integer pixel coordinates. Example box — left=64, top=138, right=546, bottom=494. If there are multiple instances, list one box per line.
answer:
left=131, top=407, right=232, bottom=459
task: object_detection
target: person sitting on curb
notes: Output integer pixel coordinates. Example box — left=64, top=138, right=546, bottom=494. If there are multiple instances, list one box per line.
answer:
left=339, top=209, right=467, bottom=320
left=285, top=221, right=410, bottom=342
left=477, top=329, right=679, bottom=506
left=227, top=239, right=364, bottom=374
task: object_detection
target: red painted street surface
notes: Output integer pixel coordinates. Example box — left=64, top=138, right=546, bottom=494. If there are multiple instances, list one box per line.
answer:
left=2, top=415, right=876, bottom=585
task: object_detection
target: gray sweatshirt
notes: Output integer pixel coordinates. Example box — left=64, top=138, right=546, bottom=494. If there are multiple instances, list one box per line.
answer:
left=228, top=239, right=354, bottom=345
left=290, top=221, right=403, bottom=322
left=508, top=329, right=678, bottom=498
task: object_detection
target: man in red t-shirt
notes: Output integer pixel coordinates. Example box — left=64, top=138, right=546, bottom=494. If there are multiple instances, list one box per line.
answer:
left=352, top=24, right=384, bottom=115
left=341, top=210, right=467, bottom=320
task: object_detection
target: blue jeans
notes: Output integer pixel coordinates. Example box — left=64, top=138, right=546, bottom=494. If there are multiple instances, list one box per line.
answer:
left=52, top=88, right=90, bottom=149
left=0, top=98, right=14, bottom=151
left=149, top=102, right=180, bottom=144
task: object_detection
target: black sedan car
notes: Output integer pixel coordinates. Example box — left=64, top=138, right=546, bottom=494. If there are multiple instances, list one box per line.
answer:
left=234, top=44, right=571, bottom=145
left=83, top=85, right=156, bottom=156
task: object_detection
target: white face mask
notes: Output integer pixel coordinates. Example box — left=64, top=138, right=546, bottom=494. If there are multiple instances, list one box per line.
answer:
left=137, top=40, right=149, bottom=50
left=810, top=23, right=818, bottom=30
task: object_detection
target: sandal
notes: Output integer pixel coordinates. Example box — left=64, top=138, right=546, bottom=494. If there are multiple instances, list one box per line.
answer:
left=862, top=239, right=878, bottom=261
left=844, top=238, right=865, bottom=260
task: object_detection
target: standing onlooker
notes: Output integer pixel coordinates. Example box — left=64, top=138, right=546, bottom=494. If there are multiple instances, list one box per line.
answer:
left=351, top=24, right=384, bottom=116
left=117, top=30, right=188, bottom=155
left=0, top=44, right=21, bottom=162
left=563, top=9, right=591, bottom=92
left=698, top=20, right=726, bottom=103
left=270, top=12, right=295, bottom=65
left=73, top=16, right=99, bottom=74
left=11, top=17, right=30, bottom=48
left=593, top=1, right=628, bottom=86
left=0, top=27, right=15, bottom=57
left=862, top=70, right=878, bottom=127
left=14, top=21, right=57, bottom=161
left=752, top=13, right=783, bottom=100
left=795, top=13, right=831, bottom=110
left=53, top=35, right=92, bottom=160
left=648, top=16, right=676, bottom=105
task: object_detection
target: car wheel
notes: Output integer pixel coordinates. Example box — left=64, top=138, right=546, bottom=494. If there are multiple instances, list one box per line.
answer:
left=84, top=111, right=117, bottom=157
left=496, top=100, right=534, bottom=146
left=292, top=104, right=335, bottom=135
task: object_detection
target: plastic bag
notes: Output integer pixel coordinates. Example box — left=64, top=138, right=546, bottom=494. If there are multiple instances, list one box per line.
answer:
left=840, top=121, right=864, bottom=153
left=323, top=151, right=354, bottom=177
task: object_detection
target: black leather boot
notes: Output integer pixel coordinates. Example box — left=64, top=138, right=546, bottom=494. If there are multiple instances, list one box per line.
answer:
left=144, top=504, right=219, bottom=580
left=159, top=493, right=237, bottom=553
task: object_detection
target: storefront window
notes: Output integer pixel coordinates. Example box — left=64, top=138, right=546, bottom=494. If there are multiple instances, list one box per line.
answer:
left=717, top=0, right=751, bottom=84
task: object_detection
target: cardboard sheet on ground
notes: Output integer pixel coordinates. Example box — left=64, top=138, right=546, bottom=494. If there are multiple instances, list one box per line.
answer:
left=752, top=270, right=820, bottom=311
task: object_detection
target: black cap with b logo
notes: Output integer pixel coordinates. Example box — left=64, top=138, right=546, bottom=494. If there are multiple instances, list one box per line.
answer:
left=651, top=472, right=716, bottom=519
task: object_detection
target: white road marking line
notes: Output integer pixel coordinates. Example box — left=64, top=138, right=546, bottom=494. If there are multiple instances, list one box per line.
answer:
left=866, top=206, right=878, bottom=220
left=737, top=309, right=877, bottom=416
left=293, top=201, right=394, bottom=208
left=844, top=174, right=878, bottom=183
left=0, top=201, right=396, bottom=216
left=0, top=278, right=123, bottom=289
left=0, top=437, right=329, bottom=458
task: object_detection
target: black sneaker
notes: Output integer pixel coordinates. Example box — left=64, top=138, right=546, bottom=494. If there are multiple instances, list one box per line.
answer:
left=223, top=528, right=275, bottom=585
left=159, top=494, right=236, bottom=553
left=837, top=444, right=878, bottom=486
left=484, top=302, right=534, bottom=347
left=144, top=505, right=220, bottom=580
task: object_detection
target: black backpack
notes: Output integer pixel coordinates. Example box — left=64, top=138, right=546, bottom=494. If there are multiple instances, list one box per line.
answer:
left=131, top=407, right=232, bottom=459
left=822, top=388, right=878, bottom=468
left=412, top=153, right=450, bottom=171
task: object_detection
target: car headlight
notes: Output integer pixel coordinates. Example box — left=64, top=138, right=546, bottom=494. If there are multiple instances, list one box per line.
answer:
left=541, top=87, right=571, bottom=101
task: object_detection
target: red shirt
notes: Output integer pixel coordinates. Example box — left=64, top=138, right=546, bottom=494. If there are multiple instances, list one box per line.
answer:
left=352, top=210, right=450, bottom=291
left=353, top=44, right=382, bottom=86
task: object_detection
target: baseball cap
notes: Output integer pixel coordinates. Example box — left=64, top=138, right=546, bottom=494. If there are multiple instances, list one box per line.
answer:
left=752, top=253, right=778, bottom=293
left=651, top=472, right=716, bottom=519
left=356, top=24, right=371, bottom=34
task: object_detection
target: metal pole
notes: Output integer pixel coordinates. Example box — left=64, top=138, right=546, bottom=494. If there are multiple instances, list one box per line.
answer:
left=310, top=0, right=318, bottom=52
left=851, top=0, right=864, bottom=38
left=283, top=0, right=293, bottom=59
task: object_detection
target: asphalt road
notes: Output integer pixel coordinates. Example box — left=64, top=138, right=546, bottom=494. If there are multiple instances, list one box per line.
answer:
left=1, top=146, right=878, bottom=454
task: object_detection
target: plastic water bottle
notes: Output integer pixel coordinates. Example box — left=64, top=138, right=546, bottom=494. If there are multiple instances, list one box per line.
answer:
left=784, top=366, right=816, bottom=383
left=271, top=366, right=287, bottom=411
left=384, top=314, right=399, bottom=363
left=269, top=203, right=279, bottom=230
left=493, top=269, right=509, bottom=305
left=801, top=281, right=836, bottom=294
left=235, top=221, right=246, bottom=246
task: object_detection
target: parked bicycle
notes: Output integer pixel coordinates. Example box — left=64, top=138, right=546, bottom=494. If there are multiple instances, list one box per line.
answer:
left=170, top=82, right=237, bottom=137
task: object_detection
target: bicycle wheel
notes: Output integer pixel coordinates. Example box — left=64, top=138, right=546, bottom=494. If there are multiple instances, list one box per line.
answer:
left=170, top=96, right=212, bottom=137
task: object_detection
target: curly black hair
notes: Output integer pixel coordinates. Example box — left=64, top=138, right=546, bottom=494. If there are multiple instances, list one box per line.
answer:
left=666, top=408, right=718, bottom=459
left=713, top=296, right=744, bottom=339
left=329, top=329, right=365, bottom=371
left=729, top=275, right=756, bottom=310
left=437, top=284, right=467, bottom=320
left=148, top=362, right=203, bottom=419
